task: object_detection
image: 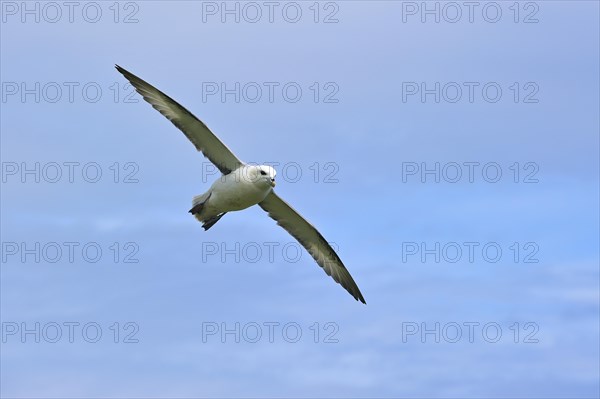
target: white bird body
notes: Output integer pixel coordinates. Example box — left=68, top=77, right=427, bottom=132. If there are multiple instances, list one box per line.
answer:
left=116, top=65, right=366, bottom=303
left=192, top=165, right=276, bottom=222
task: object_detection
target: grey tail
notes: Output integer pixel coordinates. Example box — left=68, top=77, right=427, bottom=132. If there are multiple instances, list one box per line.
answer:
left=188, top=192, right=225, bottom=230
left=189, top=202, right=203, bottom=215
left=189, top=192, right=211, bottom=216
left=201, top=213, right=227, bottom=231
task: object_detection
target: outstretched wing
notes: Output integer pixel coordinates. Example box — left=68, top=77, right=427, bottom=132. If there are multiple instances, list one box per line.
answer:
left=259, top=192, right=366, bottom=304
left=116, top=65, right=243, bottom=174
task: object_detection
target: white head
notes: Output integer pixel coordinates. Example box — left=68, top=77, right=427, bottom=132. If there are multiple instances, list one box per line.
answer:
left=245, top=164, right=276, bottom=188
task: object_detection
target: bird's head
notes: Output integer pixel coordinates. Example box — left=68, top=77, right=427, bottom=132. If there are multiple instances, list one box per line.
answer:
left=246, top=164, right=276, bottom=188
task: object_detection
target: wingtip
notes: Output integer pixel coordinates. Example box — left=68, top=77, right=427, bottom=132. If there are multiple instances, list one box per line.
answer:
left=352, top=286, right=366, bottom=304
left=115, top=64, right=129, bottom=76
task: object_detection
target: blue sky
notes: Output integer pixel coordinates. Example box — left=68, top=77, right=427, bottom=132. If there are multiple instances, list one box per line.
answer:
left=1, top=1, right=599, bottom=398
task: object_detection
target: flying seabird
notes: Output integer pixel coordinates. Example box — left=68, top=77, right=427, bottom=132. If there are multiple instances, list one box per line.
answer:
left=116, top=65, right=366, bottom=304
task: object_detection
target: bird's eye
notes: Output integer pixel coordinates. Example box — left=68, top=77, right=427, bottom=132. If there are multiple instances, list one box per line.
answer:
left=260, top=170, right=267, bottom=176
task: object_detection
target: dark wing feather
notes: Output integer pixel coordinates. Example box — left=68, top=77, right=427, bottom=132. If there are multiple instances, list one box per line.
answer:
left=259, top=192, right=366, bottom=304
left=116, top=65, right=243, bottom=174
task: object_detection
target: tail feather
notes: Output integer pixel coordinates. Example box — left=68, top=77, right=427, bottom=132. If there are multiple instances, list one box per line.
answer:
left=189, top=192, right=211, bottom=215
left=189, top=191, right=226, bottom=230
left=201, top=213, right=227, bottom=231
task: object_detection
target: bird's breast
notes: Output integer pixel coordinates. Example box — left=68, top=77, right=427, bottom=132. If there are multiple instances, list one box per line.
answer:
left=210, top=174, right=271, bottom=212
